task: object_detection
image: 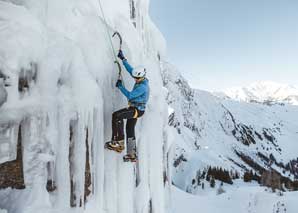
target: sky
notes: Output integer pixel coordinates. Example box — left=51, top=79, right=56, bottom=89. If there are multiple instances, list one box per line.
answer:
left=149, top=0, right=298, bottom=91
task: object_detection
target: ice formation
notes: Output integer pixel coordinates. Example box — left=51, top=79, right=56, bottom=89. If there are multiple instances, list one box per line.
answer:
left=0, top=0, right=170, bottom=212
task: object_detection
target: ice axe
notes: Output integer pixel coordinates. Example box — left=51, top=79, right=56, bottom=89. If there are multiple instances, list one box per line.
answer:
left=112, top=31, right=123, bottom=51
left=114, top=60, right=122, bottom=80
left=112, top=31, right=123, bottom=80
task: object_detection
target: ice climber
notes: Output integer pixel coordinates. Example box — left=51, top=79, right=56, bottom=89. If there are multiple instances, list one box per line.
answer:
left=105, top=50, right=150, bottom=162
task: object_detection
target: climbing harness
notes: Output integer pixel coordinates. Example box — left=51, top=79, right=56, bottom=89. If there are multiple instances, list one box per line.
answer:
left=97, top=0, right=123, bottom=80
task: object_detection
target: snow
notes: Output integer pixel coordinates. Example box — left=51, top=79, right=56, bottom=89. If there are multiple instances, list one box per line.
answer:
left=0, top=0, right=169, bottom=213
left=0, top=122, right=18, bottom=164
left=172, top=185, right=298, bottom=213
left=224, top=81, right=298, bottom=105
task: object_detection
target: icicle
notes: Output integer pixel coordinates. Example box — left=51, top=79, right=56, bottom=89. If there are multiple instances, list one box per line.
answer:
left=86, top=110, right=94, bottom=198
left=55, top=108, right=71, bottom=208
left=93, top=105, right=105, bottom=211
left=21, top=114, right=52, bottom=212
left=71, top=111, right=87, bottom=208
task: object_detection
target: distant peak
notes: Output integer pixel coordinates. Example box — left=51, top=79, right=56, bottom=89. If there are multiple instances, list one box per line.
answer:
left=222, top=81, right=298, bottom=105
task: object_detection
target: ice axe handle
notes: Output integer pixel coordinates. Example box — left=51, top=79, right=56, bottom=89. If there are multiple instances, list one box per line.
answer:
left=114, top=60, right=122, bottom=80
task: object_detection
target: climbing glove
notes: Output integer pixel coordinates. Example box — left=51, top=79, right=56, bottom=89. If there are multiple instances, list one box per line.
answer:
left=117, top=50, right=126, bottom=61
left=116, top=79, right=122, bottom=88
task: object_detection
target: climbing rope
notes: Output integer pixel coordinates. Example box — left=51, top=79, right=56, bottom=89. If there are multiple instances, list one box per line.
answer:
left=97, top=0, right=122, bottom=80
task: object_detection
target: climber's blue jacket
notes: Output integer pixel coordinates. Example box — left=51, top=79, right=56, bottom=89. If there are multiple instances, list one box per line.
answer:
left=118, top=60, right=150, bottom=111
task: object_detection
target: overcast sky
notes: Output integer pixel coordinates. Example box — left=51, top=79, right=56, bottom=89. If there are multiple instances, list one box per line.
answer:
left=149, top=0, right=298, bottom=91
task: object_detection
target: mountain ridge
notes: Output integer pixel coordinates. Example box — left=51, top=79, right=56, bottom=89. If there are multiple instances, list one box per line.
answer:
left=221, top=81, right=298, bottom=105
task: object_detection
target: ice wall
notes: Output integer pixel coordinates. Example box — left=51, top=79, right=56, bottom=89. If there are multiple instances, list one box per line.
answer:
left=0, top=0, right=169, bottom=212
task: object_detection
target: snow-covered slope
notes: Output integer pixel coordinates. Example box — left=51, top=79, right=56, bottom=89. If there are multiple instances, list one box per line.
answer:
left=161, top=62, right=298, bottom=194
left=0, top=1, right=170, bottom=213
left=223, top=81, right=298, bottom=105
left=172, top=185, right=298, bottom=213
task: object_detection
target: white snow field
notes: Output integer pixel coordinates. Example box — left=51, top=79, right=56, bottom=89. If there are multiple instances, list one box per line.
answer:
left=0, top=0, right=170, bottom=213
left=224, top=81, right=298, bottom=105
left=172, top=184, right=298, bottom=213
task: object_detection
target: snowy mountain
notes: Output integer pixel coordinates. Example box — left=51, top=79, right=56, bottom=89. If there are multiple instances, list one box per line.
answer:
left=0, top=1, right=170, bottom=213
left=161, top=62, right=298, bottom=196
left=223, top=81, right=298, bottom=105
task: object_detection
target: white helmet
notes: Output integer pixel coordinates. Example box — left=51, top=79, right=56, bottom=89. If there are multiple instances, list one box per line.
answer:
left=132, top=66, right=146, bottom=78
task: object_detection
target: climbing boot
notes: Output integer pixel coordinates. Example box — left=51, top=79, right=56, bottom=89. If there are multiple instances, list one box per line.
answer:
left=123, top=137, right=137, bottom=162
left=105, top=140, right=125, bottom=153
left=123, top=153, right=138, bottom=162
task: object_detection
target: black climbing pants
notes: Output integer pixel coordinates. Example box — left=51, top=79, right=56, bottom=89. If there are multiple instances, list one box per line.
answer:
left=112, top=106, right=144, bottom=141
